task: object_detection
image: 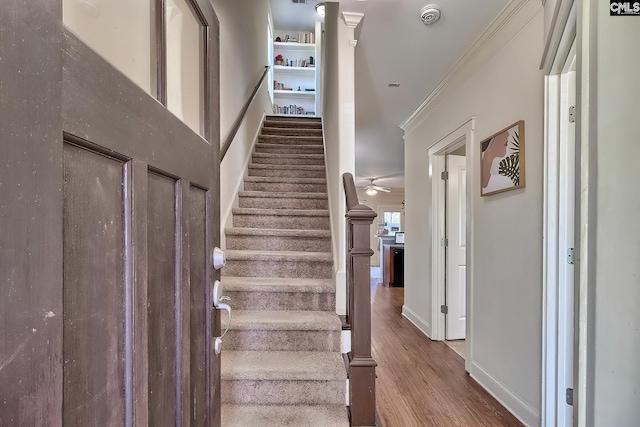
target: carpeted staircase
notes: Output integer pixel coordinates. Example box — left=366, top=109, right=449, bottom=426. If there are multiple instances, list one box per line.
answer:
left=221, top=116, right=349, bottom=427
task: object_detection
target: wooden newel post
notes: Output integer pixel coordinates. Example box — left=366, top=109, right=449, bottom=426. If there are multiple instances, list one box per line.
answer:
left=343, top=172, right=377, bottom=427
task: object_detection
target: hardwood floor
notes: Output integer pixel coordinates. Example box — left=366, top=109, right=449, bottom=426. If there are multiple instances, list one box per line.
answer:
left=371, top=282, right=524, bottom=427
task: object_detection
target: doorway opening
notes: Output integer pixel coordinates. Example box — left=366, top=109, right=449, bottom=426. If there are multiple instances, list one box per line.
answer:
left=429, top=118, right=474, bottom=372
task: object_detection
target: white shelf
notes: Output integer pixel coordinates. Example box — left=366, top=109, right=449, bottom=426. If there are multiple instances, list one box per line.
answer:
left=274, top=90, right=315, bottom=98
left=274, top=65, right=315, bottom=73
left=274, top=41, right=315, bottom=51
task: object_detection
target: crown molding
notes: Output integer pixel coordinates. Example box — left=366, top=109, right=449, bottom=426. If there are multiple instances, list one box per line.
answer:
left=341, top=12, right=364, bottom=29
left=400, top=0, right=543, bottom=136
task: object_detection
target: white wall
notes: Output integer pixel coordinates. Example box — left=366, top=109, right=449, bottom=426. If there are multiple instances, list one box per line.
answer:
left=322, top=5, right=358, bottom=315
left=357, top=189, right=405, bottom=267
left=211, top=0, right=273, bottom=237
left=403, top=7, right=544, bottom=426
left=587, top=1, right=640, bottom=424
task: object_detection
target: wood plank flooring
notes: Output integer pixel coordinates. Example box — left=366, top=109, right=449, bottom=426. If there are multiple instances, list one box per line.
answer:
left=371, top=282, right=524, bottom=427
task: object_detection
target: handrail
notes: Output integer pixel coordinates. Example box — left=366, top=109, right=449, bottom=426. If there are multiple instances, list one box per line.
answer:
left=220, top=65, right=270, bottom=162
left=342, top=172, right=377, bottom=427
left=343, top=172, right=360, bottom=212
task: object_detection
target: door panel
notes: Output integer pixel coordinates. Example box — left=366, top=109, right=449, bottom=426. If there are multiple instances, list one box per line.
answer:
left=446, top=154, right=466, bottom=340
left=147, top=171, right=180, bottom=426
left=60, top=27, right=219, bottom=427
left=62, top=142, right=127, bottom=426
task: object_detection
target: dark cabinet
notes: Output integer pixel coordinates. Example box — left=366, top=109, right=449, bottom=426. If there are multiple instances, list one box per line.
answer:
left=383, top=244, right=404, bottom=287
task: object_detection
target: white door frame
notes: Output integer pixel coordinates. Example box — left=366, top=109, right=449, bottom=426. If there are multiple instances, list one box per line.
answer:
left=541, top=19, right=577, bottom=427
left=429, top=118, right=474, bottom=373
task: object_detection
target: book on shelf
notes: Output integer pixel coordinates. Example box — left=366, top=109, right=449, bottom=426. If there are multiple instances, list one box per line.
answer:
left=278, top=31, right=315, bottom=44
left=273, top=57, right=312, bottom=68
left=273, top=103, right=311, bottom=116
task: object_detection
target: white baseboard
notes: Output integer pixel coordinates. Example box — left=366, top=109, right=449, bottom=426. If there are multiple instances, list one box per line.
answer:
left=469, top=360, right=540, bottom=427
left=335, top=269, right=346, bottom=315
left=345, top=379, right=349, bottom=406
left=341, top=330, right=351, bottom=354
left=401, top=305, right=431, bottom=338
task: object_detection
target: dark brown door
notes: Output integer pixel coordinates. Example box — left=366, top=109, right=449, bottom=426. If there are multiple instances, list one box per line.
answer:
left=0, top=2, right=221, bottom=426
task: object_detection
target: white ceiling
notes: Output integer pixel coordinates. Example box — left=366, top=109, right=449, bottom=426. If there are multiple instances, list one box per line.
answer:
left=271, top=0, right=511, bottom=189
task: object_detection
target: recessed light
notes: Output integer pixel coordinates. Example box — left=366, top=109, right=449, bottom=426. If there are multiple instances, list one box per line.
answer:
left=388, top=83, right=401, bottom=88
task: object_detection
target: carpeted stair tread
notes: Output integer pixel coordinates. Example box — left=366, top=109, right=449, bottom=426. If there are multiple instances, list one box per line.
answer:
left=232, top=207, right=329, bottom=217
left=244, top=176, right=326, bottom=184
left=225, top=227, right=331, bottom=238
left=252, top=153, right=325, bottom=166
left=249, top=163, right=325, bottom=172
left=258, top=132, right=323, bottom=140
left=255, top=143, right=324, bottom=154
left=248, top=163, right=325, bottom=178
left=221, top=404, right=348, bottom=427
left=222, top=351, right=346, bottom=381
left=238, top=191, right=328, bottom=199
left=266, top=115, right=321, bottom=122
left=253, top=152, right=325, bottom=160
left=222, top=276, right=335, bottom=293
left=231, top=310, right=341, bottom=331
left=224, top=249, right=332, bottom=262
left=263, top=118, right=323, bottom=128
left=257, top=142, right=323, bottom=149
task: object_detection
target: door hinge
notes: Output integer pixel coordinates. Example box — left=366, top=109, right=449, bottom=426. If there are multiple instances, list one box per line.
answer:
left=441, top=305, right=448, bottom=314
left=566, top=388, right=574, bottom=406
left=441, top=237, right=448, bottom=247
left=441, top=171, right=449, bottom=180
left=567, top=247, right=575, bottom=264
left=569, top=106, right=576, bottom=123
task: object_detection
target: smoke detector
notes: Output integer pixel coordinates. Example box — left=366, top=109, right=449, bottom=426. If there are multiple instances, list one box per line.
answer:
left=420, top=4, right=441, bottom=25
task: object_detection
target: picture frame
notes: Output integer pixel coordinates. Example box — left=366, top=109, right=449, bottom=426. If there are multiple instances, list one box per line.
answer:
left=480, top=120, right=525, bottom=196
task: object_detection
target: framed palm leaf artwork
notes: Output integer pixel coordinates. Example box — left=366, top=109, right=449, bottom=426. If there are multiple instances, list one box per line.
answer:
left=480, top=120, right=525, bottom=196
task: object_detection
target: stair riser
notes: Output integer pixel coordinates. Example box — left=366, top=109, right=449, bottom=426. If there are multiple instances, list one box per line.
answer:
left=223, top=260, right=333, bottom=279
left=248, top=167, right=325, bottom=179
left=233, top=214, right=329, bottom=230
left=225, top=330, right=340, bottom=352
left=266, top=116, right=321, bottom=123
left=261, top=128, right=323, bottom=137
left=225, top=291, right=335, bottom=311
left=255, top=145, right=324, bottom=155
left=258, top=137, right=323, bottom=146
left=226, top=234, right=331, bottom=252
left=239, top=196, right=328, bottom=210
left=221, top=404, right=349, bottom=427
left=221, top=380, right=344, bottom=405
left=252, top=155, right=324, bottom=166
left=244, top=181, right=326, bottom=193
left=263, top=120, right=322, bottom=129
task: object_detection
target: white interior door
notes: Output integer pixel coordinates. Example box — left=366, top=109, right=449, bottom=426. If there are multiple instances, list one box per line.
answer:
left=446, top=154, right=466, bottom=340
left=557, top=68, right=575, bottom=427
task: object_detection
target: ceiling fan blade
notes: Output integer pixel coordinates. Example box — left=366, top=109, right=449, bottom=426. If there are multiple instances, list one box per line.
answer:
left=374, top=186, right=391, bottom=192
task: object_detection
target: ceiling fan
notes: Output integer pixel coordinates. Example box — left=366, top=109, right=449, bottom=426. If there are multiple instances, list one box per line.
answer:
left=365, top=178, right=390, bottom=196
